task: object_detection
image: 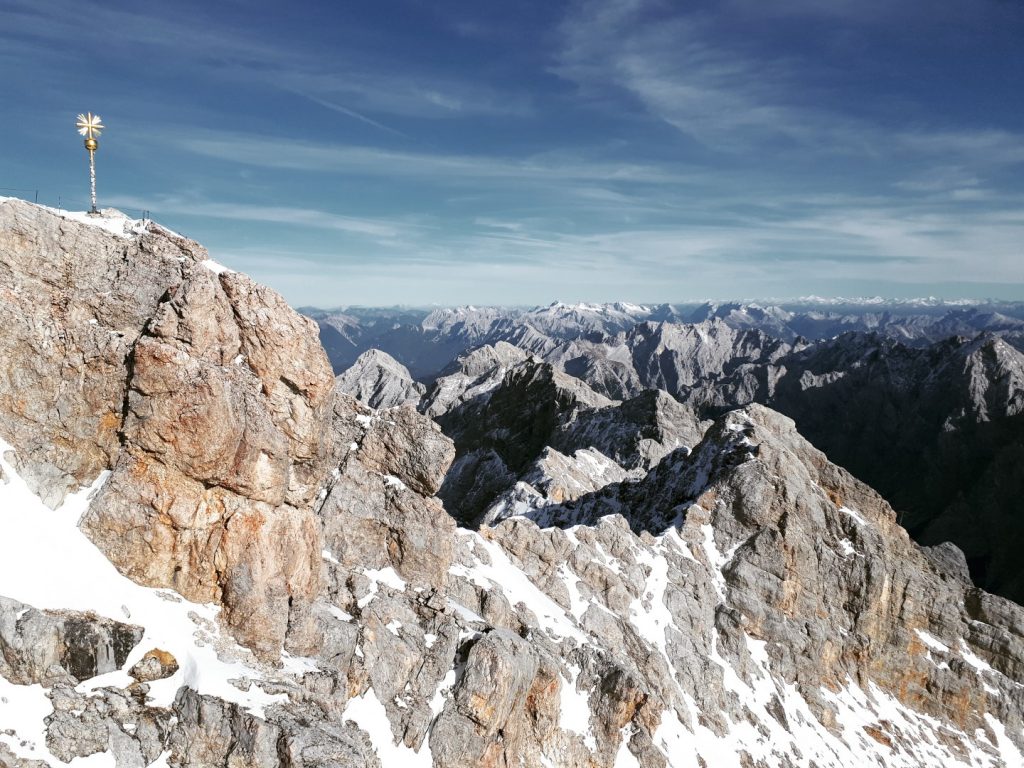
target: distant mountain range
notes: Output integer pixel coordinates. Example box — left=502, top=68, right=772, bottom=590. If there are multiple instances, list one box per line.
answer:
left=304, top=300, right=1024, bottom=380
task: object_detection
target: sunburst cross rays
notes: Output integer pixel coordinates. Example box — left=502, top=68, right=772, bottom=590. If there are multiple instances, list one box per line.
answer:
left=76, top=112, right=104, bottom=140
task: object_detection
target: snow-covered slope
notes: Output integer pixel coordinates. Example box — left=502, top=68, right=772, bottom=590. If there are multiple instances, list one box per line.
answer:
left=0, top=442, right=295, bottom=765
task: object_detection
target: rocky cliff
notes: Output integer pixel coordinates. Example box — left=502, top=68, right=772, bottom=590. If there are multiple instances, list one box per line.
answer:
left=1, top=199, right=1023, bottom=767
left=335, top=349, right=426, bottom=410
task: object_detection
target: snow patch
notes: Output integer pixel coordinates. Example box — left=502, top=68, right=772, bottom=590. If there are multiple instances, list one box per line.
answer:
left=429, top=668, right=457, bottom=718
left=342, top=687, right=431, bottom=767
left=56, top=207, right=151, bottom=239
left=840, top=506, right=869, bottom=526
left=450, top=532, right=586, bottom=642
left=915, top=629, right=950, bottom=654
left=559, top=664, right=596, bottom=750
left=0, top=441, right=287, bottom=725
left=201, top=259, right=232, bottom=275
left=321, top=549, right=340, bottom=565
left=363, top=567, right=407, bottom=592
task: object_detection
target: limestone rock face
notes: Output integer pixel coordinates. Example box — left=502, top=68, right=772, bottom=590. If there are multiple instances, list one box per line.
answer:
left=356, top=404, right=454, bottom=497
left=0, top=200, right=188, bottom=506
left=78, top=260, right=334, bottom=657
left=319, top=394, right=457, bottom=590
left=0, top=199, right=335, bottom=658
left=335, top=349, right=426, bottom=410
left=422, top=341, right=530, bottom=419
left=429, top=629, right=544, bottom=768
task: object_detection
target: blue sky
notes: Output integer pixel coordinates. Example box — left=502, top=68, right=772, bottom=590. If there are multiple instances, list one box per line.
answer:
left=2, top=0, right=1023, bottom=306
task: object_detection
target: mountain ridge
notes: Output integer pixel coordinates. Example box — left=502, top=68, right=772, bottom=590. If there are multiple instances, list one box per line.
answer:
left=1, top=199, right=1023, bottom=767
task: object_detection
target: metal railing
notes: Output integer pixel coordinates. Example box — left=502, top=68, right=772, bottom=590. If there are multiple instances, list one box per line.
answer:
left=0, top=187, right=39, bottom=203
left=0, top=188, right=150, bottom=221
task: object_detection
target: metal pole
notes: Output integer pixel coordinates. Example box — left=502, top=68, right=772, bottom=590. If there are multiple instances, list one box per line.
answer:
left=76, top=113, right=104, bottom=215
left=89, top=149, right=97, bottom=213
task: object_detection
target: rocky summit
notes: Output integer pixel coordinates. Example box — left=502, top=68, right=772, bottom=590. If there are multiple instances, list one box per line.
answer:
left=1, top=198, right=1023, bottom=767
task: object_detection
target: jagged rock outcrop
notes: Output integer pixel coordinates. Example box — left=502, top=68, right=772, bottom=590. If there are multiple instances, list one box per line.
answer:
left=81, top=264, right=334, bottom=657
left=0, top=201, right=191, bottom=507
left=445, top=320, right=1024, bottom=605
left=336, top=349, right=426, bottom=410
left=319, top=396, right=456, bottom=590
left=437, top=358, right=613, bottom=472
left=553, top=389, right=710, bottom=470
left=427, top=350, right=710, bottom=527
left=0, top=597, right=142, bottom=686
left=766, top=332, right=1024, bottom=601
left=433, top=356, right=615, bottom=524
left=441, top=405, right=1024, bottom=765
left=306, top=300, right=1024, bottom=380
left=480, top=446, right=639, bottom=526
left=0, top=199, right=449, bottom=660
left=421, top=341, right=529, bottom=419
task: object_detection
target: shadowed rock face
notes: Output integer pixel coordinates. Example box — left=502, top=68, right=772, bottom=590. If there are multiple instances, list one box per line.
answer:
left=443, top=324, right=1024, bottom=604
left=757, top=332, right=1024, bottom=601
left=0, top=596, right=143, bottom=686
left=422, top=350, right=710, bottom=526
left=2, top=200, right=1024, bottom=767
left=431, top=357, right=615, bottom=523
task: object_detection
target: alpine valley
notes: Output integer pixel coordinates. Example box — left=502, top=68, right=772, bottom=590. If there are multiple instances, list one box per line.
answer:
left=2, top=197, right=1023, bottom=768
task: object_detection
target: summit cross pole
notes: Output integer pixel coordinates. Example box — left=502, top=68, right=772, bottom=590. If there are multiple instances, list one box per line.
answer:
left=75, top=112, right=104, bottom=214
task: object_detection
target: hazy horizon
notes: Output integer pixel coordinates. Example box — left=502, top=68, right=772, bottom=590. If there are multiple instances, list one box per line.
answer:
left=300, top=296, right=1024, bottom=312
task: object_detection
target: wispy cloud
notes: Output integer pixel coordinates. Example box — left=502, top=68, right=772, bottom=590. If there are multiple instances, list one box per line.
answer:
left=161, top=128, right=697, bottom=184
left=292, top=93, right=408, bottom=138
left=266, top=68, right=533, bottom=121
left=554, top=0, right=1024, bottom=166
left=895, top=130, right=1024, bottom=167
left=555, top=0, right=857, bottom=151
left=105, top=195, right=417, bottom=239
left=1, top=0, right=532, bottom=126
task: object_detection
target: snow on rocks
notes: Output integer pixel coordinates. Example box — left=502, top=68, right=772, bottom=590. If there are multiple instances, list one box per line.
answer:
left=840, top=505, right=870, bottom=526
left=199, top=258, right=232, bottom=274
left=341, top=687, right=432, bottom=767
left=0, top=442, right=295, bottom=758
left=56, top=207, right=151, bottom=240
left=449, top=530, right=587, bottom=643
